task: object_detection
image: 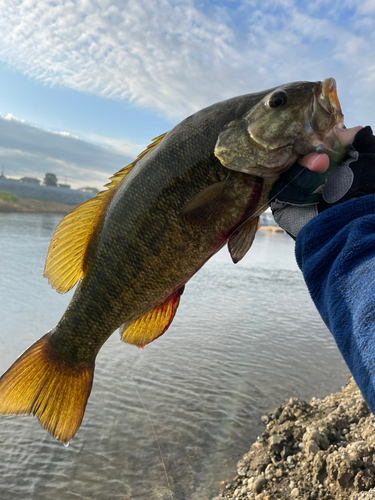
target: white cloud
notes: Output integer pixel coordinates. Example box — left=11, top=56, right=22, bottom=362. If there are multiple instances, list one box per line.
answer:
left=83, top=133, right=147, bottom=157
left=53, top=131, right=79, bottom=139
left=3, top=113, right=23, bottom=122
left=0, top=114, right=134, bottom=189
left=0, top=0, right=373, bottom=127
left=357, top=0, right=375, bottom=14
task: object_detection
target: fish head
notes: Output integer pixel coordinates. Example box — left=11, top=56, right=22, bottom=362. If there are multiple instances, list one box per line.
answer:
left=215, top=78, right=346, bottom=178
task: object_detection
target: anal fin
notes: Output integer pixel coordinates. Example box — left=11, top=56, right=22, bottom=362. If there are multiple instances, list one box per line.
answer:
left=228, top=216, right=260, bottom=263
left=120, top=287, right=184, bottom=348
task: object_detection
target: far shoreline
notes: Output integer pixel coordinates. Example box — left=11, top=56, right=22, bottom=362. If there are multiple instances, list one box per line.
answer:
left=0, top=197, right=79, bottom=215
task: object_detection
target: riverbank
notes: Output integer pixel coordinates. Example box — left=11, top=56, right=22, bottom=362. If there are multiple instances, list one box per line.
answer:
left=0, top=196, right=78, bottom=214
left=215, top=376, right=375, bottom=500
left=0, top=178, right=94, bottom=205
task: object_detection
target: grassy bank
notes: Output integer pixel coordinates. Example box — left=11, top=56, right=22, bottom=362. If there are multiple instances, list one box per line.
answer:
left=0, top=191, right=79, bottom=214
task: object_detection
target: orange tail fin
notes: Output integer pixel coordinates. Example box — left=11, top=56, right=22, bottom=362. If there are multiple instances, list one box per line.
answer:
left=0, top=333, right=94, bottom=444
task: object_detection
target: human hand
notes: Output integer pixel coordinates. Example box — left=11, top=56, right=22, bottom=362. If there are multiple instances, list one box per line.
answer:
left=299, top=126, right=363, bottom=173
left=270, top=126, right=374, bottom=239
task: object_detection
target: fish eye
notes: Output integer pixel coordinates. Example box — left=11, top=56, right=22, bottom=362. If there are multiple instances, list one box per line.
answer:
left=267, top=91, right=287, bottom=108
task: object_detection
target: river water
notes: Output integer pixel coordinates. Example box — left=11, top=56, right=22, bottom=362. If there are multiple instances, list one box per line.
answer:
left=0, top=213, right=347, bottom=500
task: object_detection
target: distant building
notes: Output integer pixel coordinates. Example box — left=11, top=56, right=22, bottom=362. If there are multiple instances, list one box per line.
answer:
left=79, top=187, right=99, bottom=194
left=58, top=183, right=71, bottom=189
left=20, top=177, right=41, bottom=185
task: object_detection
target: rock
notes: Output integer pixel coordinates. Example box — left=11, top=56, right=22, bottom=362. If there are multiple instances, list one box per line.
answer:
left=312, top=450, right=326, bottom=484
left=237, top=458, right=249, bottom=476
left=326, top=440, right=375, bottom=489
left=354, top=470, right=375, bottom=491
left=245, top=453, right=271, bottom=475
left=304, top=440, right=319, bottom=458
left=268, top=434, right=285, bottom=447
left=290, top=488, right=299, bottom=498
left=264, top=464, right=273, bottom=474
left=278, top=407, right=295, bottom=423
left=253, top=476, right=267, bottom=494
left=303, top=425, right=330, bottom=450
left=351, top=490, right=375, bottom=499
left=352, top=440, right=368, bottom=449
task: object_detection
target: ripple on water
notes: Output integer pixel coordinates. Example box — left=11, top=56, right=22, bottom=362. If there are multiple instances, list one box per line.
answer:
left=0, top=214, right=348, bottom=499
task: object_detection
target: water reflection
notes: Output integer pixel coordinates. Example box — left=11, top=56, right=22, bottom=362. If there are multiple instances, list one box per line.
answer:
left=0, top=213, right=347, bottom=499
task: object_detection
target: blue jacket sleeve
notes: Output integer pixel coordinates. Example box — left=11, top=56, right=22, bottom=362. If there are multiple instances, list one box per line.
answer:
left=295, top=194, right=375, bottom=414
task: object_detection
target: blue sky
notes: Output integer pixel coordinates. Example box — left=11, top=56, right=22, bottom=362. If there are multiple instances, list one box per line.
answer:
left=0, top=0, right=374, bottom=188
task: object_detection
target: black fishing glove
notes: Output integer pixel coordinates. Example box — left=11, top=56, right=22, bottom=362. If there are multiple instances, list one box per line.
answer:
left=270, top=126, right=375, bottom=239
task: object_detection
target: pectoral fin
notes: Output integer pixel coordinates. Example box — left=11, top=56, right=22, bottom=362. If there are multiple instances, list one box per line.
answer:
left=179, top=179, right=231, bottom=221
left=228, top=216, right=260, bottom=263
left=44, top=133, right=167, bottom=293
left=120, top=286, right=184, bottom=348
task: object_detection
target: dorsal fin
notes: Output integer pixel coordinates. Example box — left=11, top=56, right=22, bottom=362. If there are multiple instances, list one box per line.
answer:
left=120, top=286, right=184, bottom=348
left=44, top=133, right=167, bottom=293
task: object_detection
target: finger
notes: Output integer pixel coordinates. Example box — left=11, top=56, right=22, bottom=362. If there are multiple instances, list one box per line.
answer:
left=299, top=153, right=330, bottom=173
left=335, top=125, right=363, bottom=146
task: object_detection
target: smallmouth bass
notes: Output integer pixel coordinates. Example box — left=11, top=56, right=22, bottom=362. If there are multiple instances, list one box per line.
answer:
left=0, top=79, right=345, bottom=443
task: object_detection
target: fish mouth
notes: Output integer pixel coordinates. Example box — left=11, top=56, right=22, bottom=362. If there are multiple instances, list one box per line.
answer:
left=311, top=78, right=344, bottom=132
left=305, top=78, right=347, bottom=161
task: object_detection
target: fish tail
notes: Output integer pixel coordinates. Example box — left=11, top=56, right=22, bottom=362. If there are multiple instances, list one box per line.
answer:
left=0, top=332, right=94, bottom=444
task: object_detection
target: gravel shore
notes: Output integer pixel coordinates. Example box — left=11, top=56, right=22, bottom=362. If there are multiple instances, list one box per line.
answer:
left=214, top=376, right=375, bottom=500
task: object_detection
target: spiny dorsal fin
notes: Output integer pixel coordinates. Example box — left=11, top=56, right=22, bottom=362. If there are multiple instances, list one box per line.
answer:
left=120, top=286, right=184, bottom=348
left=44, top=133, right=167, bottom=293
left=228, top=216, right=260, bottom=263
